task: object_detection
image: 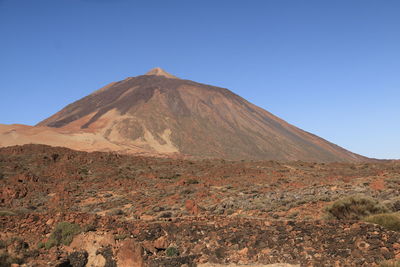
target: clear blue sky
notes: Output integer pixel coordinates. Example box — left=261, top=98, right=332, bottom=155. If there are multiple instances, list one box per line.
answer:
left=0, top=0, right=399, bottom=159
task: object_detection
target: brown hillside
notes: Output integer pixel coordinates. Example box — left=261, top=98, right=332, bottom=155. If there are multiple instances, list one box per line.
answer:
left=34, top=68, right=366, bottom=161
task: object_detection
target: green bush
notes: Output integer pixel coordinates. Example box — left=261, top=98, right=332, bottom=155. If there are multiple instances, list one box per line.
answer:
left=325, top=195, right=389, bottom=220
left=45, top=222, right=81, bottom=249
left=186, top=179, right=199, bottom=184
left=106, top=208, right=124, bottom=216
left=114, top=234, right=128, bottom=241
left=44, top=239, right=57, bottom=250
left=82, top=224, right=96, bottom=232
left=165, top=246, right=179, bottom=257
left=383, top=197, right=400, bottom=212
left=79, top=168, right=89, bottom=175
left=0, top=210, right=16, bottom=216
left=0, top=252, right=23, bottom=266
left=37, top=242, right=45, bottom=249
left=364, top=213, right=400, bottom=232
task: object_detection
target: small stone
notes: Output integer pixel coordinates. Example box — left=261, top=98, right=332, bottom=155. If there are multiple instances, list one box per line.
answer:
left=238, top=247, right=249, bottom=256
left=185, top=199, right=199, bottom=215
left=154, top=236, right=168, bottom=249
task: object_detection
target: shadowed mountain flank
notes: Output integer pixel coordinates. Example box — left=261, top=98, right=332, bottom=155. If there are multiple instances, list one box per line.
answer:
left=36, top=68, right=366, bottom=161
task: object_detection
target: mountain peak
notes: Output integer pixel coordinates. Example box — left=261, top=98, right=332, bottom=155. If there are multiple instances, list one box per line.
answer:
left=34, top=69, right=367, bottom=162
left=145, top=67, right=178, bottom=79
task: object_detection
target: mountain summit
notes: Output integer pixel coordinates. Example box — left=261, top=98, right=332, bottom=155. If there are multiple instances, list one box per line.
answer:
left=145, top=67, right=178, bottom=79
left=28, top=68, right=366, bottom=161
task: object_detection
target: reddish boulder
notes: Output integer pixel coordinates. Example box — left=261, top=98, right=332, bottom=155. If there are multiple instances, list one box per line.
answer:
left=117, top=239, right=144, bottom=267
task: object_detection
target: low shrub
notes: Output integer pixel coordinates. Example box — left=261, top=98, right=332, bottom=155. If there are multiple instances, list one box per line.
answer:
left=82, top=224, right=96, bottom=232
left=0, top=210, right=16, bottom=216
left=0, top=252, right=23, bottom=266
left=14, top=207, right=32, bottom=215
left=159, top=174, right=181, bottom=180
left=186, top=179, right=199, bottom=184
left=68, top=251, right=88, bottom=267
left=114, top=234, right=128, bottom=241
left=364, top=213, right=400, bottom=232
left=325, top=195, right=388, bottom=220
left=379, top=260, right=400, bottom=267
left=166, top=246, right=179, bottom=257
left=45, top=222, right=81, bottom=249
left=37, top=242, right=45, bottom=249
left=79, top=168, right=89, bottom=175
left=106, top=209, right=124, bottom=216
left=383, top=197, right=400, bottom=212
left=180, top=189, right=193, bottom=195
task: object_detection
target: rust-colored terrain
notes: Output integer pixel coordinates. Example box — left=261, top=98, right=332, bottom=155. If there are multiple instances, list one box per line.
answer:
left=1, top=69, right=398, bottom=266
left=1, top=144, right=400, bottom=266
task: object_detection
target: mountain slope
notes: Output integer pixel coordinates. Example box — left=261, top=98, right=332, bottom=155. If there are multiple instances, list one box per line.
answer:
left=34, top=68, right=365, bottom=162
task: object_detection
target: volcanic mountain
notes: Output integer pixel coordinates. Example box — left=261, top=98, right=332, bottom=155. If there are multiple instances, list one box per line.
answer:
left=1, top=68, right=366, bottom=161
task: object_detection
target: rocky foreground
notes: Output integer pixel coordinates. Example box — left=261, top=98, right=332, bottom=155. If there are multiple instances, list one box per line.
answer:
left=2, top=213, right=400, bottom=266
left=1, top=145, right=400, bottom=266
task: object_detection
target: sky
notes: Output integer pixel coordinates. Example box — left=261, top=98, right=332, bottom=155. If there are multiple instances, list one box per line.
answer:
left=0, top=0, right=399, bottom=159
